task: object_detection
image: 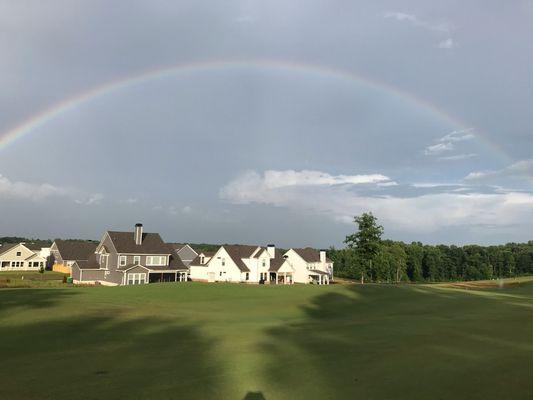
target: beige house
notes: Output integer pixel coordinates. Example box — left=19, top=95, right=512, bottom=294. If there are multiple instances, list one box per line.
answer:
left=0, top=243, right=49, bottom=271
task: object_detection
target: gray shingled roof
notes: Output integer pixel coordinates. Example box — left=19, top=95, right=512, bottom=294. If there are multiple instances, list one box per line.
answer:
left=54, top=240, right=97, bottom=261
left=107, top=231, right=170, bottom=254
left=74, top=254, right=100, bottom=270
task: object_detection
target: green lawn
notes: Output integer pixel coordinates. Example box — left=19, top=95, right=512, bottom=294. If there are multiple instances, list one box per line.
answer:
left=1, top=280, right=532, bottom=399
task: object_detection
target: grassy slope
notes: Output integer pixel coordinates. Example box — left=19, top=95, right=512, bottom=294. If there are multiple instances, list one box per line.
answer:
left=0, top=280, right=532, bottom=400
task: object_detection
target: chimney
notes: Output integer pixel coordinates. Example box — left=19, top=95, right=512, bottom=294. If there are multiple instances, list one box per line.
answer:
left=320, top=250, right=326, bottom=263
left=267, top=244, right=276, bottom=259
left=134, top=223, right=143, bottom=245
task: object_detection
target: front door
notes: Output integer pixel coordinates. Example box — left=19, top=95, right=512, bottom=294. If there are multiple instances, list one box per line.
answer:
left=208, top=272, right=216, bottom=283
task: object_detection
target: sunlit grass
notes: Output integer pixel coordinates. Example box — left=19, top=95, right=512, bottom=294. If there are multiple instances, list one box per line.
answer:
left=0, top=279, right=532, bottom=399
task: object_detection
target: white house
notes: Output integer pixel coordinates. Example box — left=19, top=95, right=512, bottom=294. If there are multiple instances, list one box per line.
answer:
left=0, top=243, right=49, bottom=271
left=284, top=248, right=333, bottom=284
left=189, top=244, right=333, bottom=285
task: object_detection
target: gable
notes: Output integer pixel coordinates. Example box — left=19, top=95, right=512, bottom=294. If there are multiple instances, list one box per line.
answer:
left=0, top=244, right=36, bottom=260
left=177, top=245, right=198, bottom=260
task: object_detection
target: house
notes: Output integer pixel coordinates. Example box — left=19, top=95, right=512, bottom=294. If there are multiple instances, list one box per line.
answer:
left=167, top=243, right=198, bottom=266
left=71, top=223, right=188, bottom=285
left=0, top=243, right=49, bottom=271
left=284, top=248, right=333, bottom=284
left=50, top=240, right=98, bottom=273
left=189, top=244, right=333, bottom=284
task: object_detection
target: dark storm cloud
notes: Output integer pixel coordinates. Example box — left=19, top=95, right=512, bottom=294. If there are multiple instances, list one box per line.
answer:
left=0, top=0, right=532, bottom=246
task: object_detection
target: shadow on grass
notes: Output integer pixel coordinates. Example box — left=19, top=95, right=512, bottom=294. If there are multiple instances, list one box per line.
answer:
left=0, top=291, right=222, bottom=400
left=0, top=288, right=76, bottom=315
left=260, top=283, right=533, bottom=400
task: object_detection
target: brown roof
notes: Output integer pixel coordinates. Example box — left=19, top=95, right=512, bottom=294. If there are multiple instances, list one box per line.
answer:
left=222, top=245, right=259, bottom=272
left=0, top=243, right=18, bottom=255
left=269, top=257, right=288, bottom=272
left=293, top=248, right=331, bottom=263
left=190, top=250, right=217, bottom=265
left=107, top=231, right=170, bottom=254
left=54, top=240, right=97, bottom=261
left=253, top=247, right=266, bottom=258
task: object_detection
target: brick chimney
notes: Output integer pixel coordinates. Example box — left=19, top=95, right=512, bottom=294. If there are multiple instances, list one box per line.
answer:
left=134, top=223, right=143, bottom=245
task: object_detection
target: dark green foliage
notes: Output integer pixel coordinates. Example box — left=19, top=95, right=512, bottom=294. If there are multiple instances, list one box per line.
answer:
left=331, top=214, right=533, bottom=282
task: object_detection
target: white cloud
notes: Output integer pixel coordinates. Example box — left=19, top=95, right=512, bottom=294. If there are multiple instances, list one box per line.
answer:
left=384, top=12, right=452, bottom=33
left=465, top=159, right=533, bottom=183
left=0, top=173, right=102, bottom=205
left=425, top=128, right=476, bottom=158
left=438, top=38, right=455, bottom=49
left=424, top=142, right=454, bottom=155
left=220, top=170, right=394, bottom=204
left=439, top=128, right=475, bottom=142
left=220, top=169, right=533, bottom=233
left=439, top=153, right=477, bottom=161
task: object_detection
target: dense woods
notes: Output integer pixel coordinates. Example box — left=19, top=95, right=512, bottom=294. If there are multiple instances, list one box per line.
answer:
left=330, top=213, right=533, bottom=282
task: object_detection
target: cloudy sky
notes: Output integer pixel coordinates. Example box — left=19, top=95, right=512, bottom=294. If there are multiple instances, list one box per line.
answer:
left=0, top=0, right=532, bottom=247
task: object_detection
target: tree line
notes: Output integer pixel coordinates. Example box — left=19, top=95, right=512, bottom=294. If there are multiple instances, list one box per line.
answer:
left=329, top=213, right=533, bottom=283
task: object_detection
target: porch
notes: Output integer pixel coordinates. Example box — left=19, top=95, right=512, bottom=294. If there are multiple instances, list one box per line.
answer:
left=260, top=272, right=294, bottom=285
left=308, top=270, right=330, bottom=285
left=148, top=271, right=188, bottom=283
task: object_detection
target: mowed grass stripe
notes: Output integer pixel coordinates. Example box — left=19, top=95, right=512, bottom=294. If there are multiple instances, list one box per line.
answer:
left=0, top=279, right=532, bottom=399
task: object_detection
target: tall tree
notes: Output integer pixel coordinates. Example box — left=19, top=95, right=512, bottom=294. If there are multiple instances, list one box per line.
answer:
left=345, top=213, right=384, bottom=284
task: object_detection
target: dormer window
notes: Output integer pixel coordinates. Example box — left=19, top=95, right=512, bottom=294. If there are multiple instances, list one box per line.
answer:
left=200, top=256, right=205, bottom=264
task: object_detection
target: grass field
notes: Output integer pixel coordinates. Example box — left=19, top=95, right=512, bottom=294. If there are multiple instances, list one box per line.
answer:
left=1, top=279, right=533, bottom=399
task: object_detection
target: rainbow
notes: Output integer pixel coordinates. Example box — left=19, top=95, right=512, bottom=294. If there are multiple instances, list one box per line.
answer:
left=0, top=59, right=510, bottom=161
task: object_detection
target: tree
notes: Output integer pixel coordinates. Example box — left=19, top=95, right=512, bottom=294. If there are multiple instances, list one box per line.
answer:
left=344, top=213, right=384, bottom=284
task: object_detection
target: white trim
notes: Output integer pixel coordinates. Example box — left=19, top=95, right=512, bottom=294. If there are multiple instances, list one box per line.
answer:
left=120, top=264, right=150, bottom=272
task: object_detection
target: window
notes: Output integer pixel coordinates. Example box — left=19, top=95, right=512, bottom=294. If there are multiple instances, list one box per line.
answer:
left=146, top=256, right=166, bottom=266
left=245, top=272, right=249, bottom=281
left=16, top=251, right=21, bottom=256
left=119, top=256, right=127, bottom=266
left=262, top=260, right=266, bottom=267
left=127, top=273, right=146, bottom=285
left=133, top=255, right=140, bottom=264
left=200, top=256, right=205, bottom=264
left=221, top=258, right=225, bottom=267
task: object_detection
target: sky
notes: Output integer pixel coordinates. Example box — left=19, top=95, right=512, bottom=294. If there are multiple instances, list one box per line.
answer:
left=0, top=0, right=532, bottom=247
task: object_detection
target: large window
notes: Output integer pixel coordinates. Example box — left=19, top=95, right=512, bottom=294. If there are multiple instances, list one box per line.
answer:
left=127, top=273, right=146, bottom=285
left=146, top=256, right=166, bottom=266
left=119, top=256, right=127, bottom=266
